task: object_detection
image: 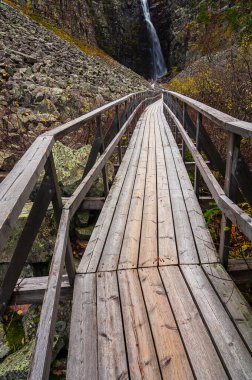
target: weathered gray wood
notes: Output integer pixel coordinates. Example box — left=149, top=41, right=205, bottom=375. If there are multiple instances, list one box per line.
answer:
left=78, top=120, right=142, bottom=273
left=118, top=269, right=161, bottom=379
left=98, top=111, right=146, bottom=271
left=139, top=268, right=194, bottom=378
left=159, top=110, right=199, bottom=264
left=118, top=108, right=150, bottom=269
left=164, top=103, right=252, bottom=242
left=219, top=133, right=241, bottom=267
left=10, top=275, right=72, bottom=305
left=0, top=136, right=54, bottom=254
left=116, top=105, right=122, bottom=164
left=97, top=271, right=128, bottom=379
left=47, top=153, right=75, bottom=286
left=155, top=102, right=177, bottom=265
left=67, top=273, right=97, bottom=380
left=194, top=112, right=202, bottom=198
left=160, top=111, right=218, bottom=264
left=0, top=169, right=54, bottom=313
left=182, top=265, right=252, bottom=379
left=65, top=100, right=146, bottom=218
left=139, top=105, right=158, bottom=267
left=203, top=263, right=252, bottom=351
left=160, top=266, right=228, bottom=379
left=29, top=209, right=70, bottom=380
left=81, top=197, right=105, bottom=210
left=96, top=114, right=110, bottom=197
left=167, top=91, right=252, bottom=138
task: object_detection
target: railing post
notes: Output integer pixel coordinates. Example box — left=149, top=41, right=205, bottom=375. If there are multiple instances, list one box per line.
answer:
left=219, top=133, right=241, bottom=267
left=96, top=114, right=109, bottom=197
left=116, top=105, right=122, bottom=164
left=47, top=154, right=76, bottom=285
left=194, top=112, right=202, bottom=198
left=182, top=103, right=187, bottom=161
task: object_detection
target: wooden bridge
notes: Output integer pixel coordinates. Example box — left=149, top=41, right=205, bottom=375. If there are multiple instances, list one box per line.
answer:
left=0, top=90, right=252, bottom=379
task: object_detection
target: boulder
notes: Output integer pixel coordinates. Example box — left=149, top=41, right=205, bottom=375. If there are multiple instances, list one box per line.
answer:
left=0, top=152, right=18, bottom=171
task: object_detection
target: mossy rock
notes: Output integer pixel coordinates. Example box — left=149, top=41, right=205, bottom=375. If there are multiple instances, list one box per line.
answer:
left=75, top=225, right=95, bottom=240
left=75, top=211, right=90, bottom=227
left=0, top=323, right=10, bottom=362
left=52, top=141, right=114, bottom=197
left=0, top=320, right=68, bottom=379
left=1, top=203, right=56, bottom=271
left=0, top=151, right=18, bottom=171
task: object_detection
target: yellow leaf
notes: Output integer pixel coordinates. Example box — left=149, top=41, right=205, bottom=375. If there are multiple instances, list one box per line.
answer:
left=17, top=310, right=23, bottom=316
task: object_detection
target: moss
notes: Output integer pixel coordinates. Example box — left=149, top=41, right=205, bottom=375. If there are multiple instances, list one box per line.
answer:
left=4, top=315, right=25, bottom=354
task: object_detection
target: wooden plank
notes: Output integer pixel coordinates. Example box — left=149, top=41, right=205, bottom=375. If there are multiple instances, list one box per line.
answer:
left=160, top=266, right=228, bottom=379
left=203, top=263, right=252, bottom=351
left=118, top=269, right=161, bottom=379
left=10, top=275, right=72, bottom=305
left=65, top=100, right=146, bottom=218
left=228, top=258, right=252, bottom=272
left=0, top=136, right=54, bottom=254
left=97, top=271, right=128, bottom=379
left=98, top=111, right=146, bottom=272
left=28, top=209, right=70, bottom=380
left=118, top=107, right=151, bottom=269
left=139, top=268, right=193, bottom=379
left=47, top=153, right=75, bottom=286
left=219, top=133, right=241, bottom=267
left=160, top=111, right=218, bottom=264
left=67, top=273, right=97, bottom=380
left=139, top=105, right=158, bottom=267
left=78, top=118, right=142, bottom=273
left=167, top=91, right=252, bottom=138
left=81, top=197, right=105, bottom=210
left=159, top=112, right=199, bottom=264
left=182, top=265, right=252, bottom=379
left=155, top=102, right=177, bottom=266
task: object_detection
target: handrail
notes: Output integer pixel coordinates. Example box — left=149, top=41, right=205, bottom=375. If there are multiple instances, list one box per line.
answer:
left=163, top=103, right=252, bottom=238
left=165, top=91, right=252, bottom=138
left=0, top=90, right=153, bottom=255
left=163, top=92, right=252, bottom=268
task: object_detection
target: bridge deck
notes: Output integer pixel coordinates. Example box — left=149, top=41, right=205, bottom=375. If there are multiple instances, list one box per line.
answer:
left=67, top=101, right=252, bottom=379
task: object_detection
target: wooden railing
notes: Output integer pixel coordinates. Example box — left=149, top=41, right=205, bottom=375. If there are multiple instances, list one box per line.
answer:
left=163, top=90, right=252, bottom=268
left=0, top=89, right=160, bottom=379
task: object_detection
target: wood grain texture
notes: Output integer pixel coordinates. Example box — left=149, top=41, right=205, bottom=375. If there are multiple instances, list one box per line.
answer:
left=163, top=102, right=252, bottom=242
left=67, top=273, right=97, bottom=380
left=166, top=91, right=252, bottom=138
left=155, top=102, right=177, bottom=265
left=98, top=111, right=146, bottom=271
left=139, top=267, right=193, bottom=379
left=118, top=269, right=161, bottom=379
left=78, top=117, right=142, bottom=273
left=182, top=265, right=252, bottom=379
left=159, top=112, right=199, bottom=264
left=97, top=271, right=128, bottom=379
left=118, top=107, right=150, bottom=269
left=160, top=266, right=228, bottom=379
left=160, top=110, right=217, bottom=264
left=139, top=105, right=158, bottom=267
left=29, top=209, right=70, bottom=380
left=203, top=263, right=252, bottom=351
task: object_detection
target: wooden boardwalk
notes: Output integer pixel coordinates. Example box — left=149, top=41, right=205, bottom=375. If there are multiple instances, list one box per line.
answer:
left=67, top=100, right=252, bottom=379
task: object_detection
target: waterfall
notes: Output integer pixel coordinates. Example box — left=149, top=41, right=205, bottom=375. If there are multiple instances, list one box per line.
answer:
left=140, top=0, right=167, bottom=80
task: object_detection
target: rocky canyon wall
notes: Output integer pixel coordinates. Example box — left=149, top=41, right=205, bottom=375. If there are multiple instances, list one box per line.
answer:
left=9, top=0, right=231, bottom=77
